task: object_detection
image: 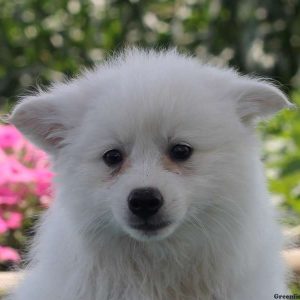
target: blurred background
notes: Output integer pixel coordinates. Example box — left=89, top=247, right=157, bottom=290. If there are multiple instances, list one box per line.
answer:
left=0, top=0, right=299, bottom=296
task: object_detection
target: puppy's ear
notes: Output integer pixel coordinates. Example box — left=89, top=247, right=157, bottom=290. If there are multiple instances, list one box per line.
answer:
left=235, top=78, right=293, bottom=124
left=9, top=88, right=86, bottom=154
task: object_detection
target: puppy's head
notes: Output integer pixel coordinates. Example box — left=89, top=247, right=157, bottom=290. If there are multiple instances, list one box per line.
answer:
left=10, top=49, right=291, bottom=243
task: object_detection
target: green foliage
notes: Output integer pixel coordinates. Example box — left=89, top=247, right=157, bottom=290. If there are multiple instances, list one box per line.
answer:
left=262, top=90, right=300, bottom=224
left=0, top=0, right=299, bottom=107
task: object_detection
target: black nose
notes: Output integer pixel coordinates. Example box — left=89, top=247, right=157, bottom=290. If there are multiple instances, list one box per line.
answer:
left=128, top=187, right=164, bottom=219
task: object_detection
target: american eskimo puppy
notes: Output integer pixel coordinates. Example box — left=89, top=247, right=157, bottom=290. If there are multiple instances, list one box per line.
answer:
left=8, top=49, right=291, bottom=300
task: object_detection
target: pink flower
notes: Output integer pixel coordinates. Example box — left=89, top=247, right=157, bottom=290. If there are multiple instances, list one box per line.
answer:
left=0, top=157, right=34, bottom=184
left=0, top=217, right=8, bottom=234
left=39, top=195, right=53, bottom=208
left=34, top=169, right=54, bottom=197
left=6, top=212, right=23, bottom=229
left=23, top=140, right=50, bottom=166
left=0, top=148, right=7, bottom=161
left=0, top=186, right=20, bottom=205
left=0, top=246, right=20, bottom=263
left=0, top=124, right=54, bottom=264
left=0, top=125, right=23, bottom=150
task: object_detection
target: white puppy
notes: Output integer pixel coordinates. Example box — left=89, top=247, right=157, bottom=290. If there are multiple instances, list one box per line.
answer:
left=8, top=49, right=291, bottom=300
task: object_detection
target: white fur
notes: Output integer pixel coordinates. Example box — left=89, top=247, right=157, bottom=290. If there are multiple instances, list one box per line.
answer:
left=8, top=49, right=291, bottom=300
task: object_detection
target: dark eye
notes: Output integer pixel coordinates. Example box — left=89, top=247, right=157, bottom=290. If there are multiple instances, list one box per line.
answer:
left=169, top=144, right=193, bottom=161
left=103, top=149, right=123, bottom=166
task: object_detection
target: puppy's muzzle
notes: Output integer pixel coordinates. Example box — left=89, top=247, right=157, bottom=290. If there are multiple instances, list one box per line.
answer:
left=128, top=187, right=163, bottom=220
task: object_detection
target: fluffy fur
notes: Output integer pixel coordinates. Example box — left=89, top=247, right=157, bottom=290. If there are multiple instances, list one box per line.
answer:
left=7, top=49, right=292, bottom=300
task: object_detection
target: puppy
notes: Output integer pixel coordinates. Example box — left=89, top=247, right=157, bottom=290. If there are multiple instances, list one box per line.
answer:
left=8, top=49, right=291, bottom=300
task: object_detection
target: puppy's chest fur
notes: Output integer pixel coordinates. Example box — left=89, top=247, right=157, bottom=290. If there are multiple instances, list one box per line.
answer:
left=87, top=250, right=221, bottom=300
left=93, top=271, right=214, bottom=300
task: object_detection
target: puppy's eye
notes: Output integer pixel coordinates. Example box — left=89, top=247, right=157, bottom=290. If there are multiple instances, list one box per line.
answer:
left=169, top=144, right=193, bottom=161
left=103, top=149, right=123, bottom=166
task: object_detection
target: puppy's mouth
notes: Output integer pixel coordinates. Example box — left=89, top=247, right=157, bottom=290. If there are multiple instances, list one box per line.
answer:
left=130, top=220, right=171, bottom=232
left=125, top=219, right=177, bottom=241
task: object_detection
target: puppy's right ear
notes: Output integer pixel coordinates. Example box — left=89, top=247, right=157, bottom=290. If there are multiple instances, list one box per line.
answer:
left=9, top=89, right=86, bottom=154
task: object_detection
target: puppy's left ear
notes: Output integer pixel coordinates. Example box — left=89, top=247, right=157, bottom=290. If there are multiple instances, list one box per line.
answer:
left=235, top=78, right=293, bottom=123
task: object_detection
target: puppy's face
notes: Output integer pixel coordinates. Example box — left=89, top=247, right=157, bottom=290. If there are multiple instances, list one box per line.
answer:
left=10, top=50, right=291, bottom=243
left=66, top=89, right=228, bottom=242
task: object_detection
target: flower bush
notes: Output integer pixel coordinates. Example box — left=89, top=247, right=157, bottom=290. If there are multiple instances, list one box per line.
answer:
left=0, top=124, right=53, bottom=269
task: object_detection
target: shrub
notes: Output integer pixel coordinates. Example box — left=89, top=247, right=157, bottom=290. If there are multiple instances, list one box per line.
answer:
left=0, top=124, right=53, bottom=269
